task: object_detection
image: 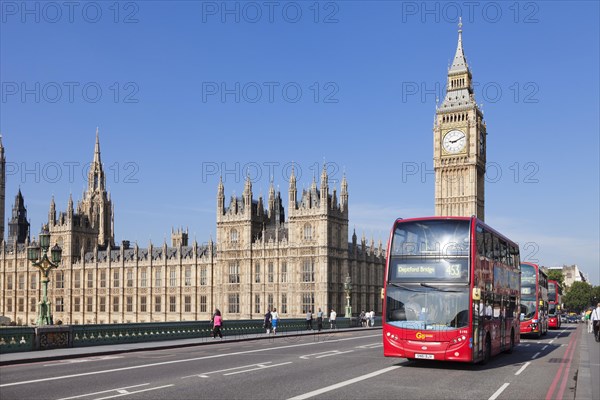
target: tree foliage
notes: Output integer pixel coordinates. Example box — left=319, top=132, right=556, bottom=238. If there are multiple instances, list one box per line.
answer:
left=546, top=270, right=565, bottom=289
left=563, top=281, right=593, bottom=313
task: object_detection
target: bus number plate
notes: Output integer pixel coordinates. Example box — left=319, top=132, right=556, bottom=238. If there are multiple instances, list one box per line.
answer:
left=415, top=354, right=434, bottom=359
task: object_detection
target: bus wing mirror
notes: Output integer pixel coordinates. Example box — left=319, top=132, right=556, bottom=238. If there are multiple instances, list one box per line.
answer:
left=472, top=288, right=481, bottom=301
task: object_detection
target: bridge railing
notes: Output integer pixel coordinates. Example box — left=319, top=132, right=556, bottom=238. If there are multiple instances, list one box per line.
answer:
left=0, top=317, right=380, bottom=354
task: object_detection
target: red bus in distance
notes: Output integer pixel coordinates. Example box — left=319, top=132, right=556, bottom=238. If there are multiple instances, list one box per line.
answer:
left=519, top=262, right=548, bottom=337
left=383, top=216, right=521, bottom=364
left=548, top=279, right=562, bottom=329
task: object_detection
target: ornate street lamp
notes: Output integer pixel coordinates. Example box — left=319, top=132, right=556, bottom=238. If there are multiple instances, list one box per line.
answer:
left=344, top=274, right=353, bottom=318
left=27, top=225, right=61, bottom=326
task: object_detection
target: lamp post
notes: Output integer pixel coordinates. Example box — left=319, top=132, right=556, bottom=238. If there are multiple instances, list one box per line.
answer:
left=344, top=274, right=352, bottom=318
left=27, top=225, right=62, bottom=326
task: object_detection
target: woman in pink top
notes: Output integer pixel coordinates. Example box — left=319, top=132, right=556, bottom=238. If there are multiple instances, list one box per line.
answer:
left=212, top=308, right=223, bottom=339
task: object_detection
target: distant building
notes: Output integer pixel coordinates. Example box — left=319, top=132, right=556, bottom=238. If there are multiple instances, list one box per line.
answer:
left=547, top=265, right=588, bottom=289
left=0, top=131, right=385, bottom=325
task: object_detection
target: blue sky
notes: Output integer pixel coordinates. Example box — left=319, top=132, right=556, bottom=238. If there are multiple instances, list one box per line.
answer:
left=1, top=1, right=598, bottom=284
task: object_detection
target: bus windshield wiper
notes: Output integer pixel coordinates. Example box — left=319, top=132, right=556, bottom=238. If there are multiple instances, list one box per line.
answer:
left=388, top=282, right=420, bottom=292
left=420, top=283, right=461, bottom=292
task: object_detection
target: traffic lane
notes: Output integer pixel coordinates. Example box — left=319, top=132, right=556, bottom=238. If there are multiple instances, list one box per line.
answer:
left=86, top=335, right=395, bottom=400
left=0, top=332, right=383, bottom=400
left=0, top=332, right=340, bottom=383
left=291, top=330, right=574, bottom=400
left=502, top=325, right=580, bottom=400
left=1, top=328, right=574, bottom=400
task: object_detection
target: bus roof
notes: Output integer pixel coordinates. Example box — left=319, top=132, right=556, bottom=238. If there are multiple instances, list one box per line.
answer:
left=391, top=216, right=519, bottom=248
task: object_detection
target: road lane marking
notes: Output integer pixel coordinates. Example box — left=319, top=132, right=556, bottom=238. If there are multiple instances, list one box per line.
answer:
left=545, top=331, right=578, bottom=400
left=355, top=343, right=383, bottom=349
left=515, top=362, right=531, bottom=376
left=542, top=345, right=548, bottom=351
left=0, top=334, right=380, bottom=387
left=531, top=352, right=540, bottom=359
left=299, top=350, right=354, bottom=360
left=43, top=355, right=125, bottom=366
left=287, top=366, right=401, bottom=400
left=181, top=362, right=277, bottom=378
left=223, top=361, right=292, bottom=375
left=488, top=383, right=510, bottom=400
left=94, top=385, right=174, bottom=400
left=56, top=384, right=150, bottom=399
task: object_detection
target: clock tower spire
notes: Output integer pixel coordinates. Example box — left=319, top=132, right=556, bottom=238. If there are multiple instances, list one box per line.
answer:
left=434, top=18, right=486, bottom=220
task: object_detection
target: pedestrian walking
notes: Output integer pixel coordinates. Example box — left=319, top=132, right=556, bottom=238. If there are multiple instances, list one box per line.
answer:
left=360, top=310, right=366, bottom=327
left=329, top=309, right=337, bottom=330
left=585, top=309, right=592, bottom=333
left=271, top=308, right=279, bottom=334
left=591, top=302, right=600, bottom=342
left=211, top=308, right=223, bottom=339
left=264, top=308, right=272, bottom=334
left=369, top=310, right=375, bottom=327
left=306, top=310, right=313, bottom=330
left=317, top=308, right=324, bottom=331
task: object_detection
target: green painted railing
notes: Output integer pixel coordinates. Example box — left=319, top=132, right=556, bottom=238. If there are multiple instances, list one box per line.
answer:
left=0, top=327, right=36, bottom=353
left=0, top=317, right=380, bottom=354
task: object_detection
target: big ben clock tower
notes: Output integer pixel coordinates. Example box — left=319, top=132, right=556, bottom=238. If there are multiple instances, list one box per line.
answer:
left=434, top=18, right=486, bottom=221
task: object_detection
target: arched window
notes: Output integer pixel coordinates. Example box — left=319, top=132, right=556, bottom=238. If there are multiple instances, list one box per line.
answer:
left=303, top=224, right=313, bottom=240
left=230, top=229, right=238, bottom=243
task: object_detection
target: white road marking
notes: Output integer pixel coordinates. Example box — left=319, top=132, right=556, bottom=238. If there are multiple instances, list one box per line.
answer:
left=488, top=383, right=510, bottom=400
left=299, top=350, right=353, bottom=360
left=94, top=385, right=174, bottom=400
left=181, top=362, right=278, bottom=378
left=56, top=384, right=150, bottom=399
left=0, top=334, right=380, bottom=388
left=316, top=350, right=353, bottom=358
left=532, top=352, right=540, bottom=359
left=44, top=355, right=125, bottom=366
left=223, top=361, right=292, bottom=375
left=542, top=345, right=548, bottom=351
left=515, top=361, right=531, bottom=376
left=287, top=366, right=401, bottom=400
left=355, top=343, right=383, bottom=349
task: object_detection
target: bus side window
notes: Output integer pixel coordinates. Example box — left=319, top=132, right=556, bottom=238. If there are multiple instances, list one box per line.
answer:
left=476, top=226, right=485, bottom=258
left=485, top=232, right=494, bottom=259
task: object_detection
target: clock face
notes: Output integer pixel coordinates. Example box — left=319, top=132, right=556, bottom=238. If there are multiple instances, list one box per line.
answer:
left=442, top=130, right=467, bottom=153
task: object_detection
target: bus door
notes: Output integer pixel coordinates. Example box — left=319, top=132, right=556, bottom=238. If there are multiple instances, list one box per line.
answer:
left=472, top=298, right=484, bottom=360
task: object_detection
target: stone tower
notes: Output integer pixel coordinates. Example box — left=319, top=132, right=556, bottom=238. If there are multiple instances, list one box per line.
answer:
left=434, top=18, right=486, bottom=220
left=49, top=129, right=114, bottom=261
left=8, top=189, right=30, bottom=244
left=171, top=227, right=189, bottom=247
left=0, top=135, right=5, bottom=242
left=287, top=165, right=349, bottom=310
left=76, top=128, right=114, bottom=247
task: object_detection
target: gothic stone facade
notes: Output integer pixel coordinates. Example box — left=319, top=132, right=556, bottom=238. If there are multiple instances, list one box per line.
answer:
left=0, top=133, right=385, bottom=325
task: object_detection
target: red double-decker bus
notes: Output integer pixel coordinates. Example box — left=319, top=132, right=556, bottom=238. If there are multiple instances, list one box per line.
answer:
left=383, top=216, right=521, bottom=364
left=548, top=279, right=562, bottom=329
left=519, top=263, right=548, bottom=337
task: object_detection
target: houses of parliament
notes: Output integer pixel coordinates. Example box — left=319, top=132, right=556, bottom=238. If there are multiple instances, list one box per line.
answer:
left=0, top=132, right=385, bottom=325
left=1, top=20, right=487, bottom=325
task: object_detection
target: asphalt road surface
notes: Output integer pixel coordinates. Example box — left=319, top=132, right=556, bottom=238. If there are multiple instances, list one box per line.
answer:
left=0, top=325, right=581, bottom=400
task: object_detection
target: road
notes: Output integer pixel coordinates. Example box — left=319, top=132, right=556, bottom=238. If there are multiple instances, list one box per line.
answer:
left=0, top=325, right=584, bottom=400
